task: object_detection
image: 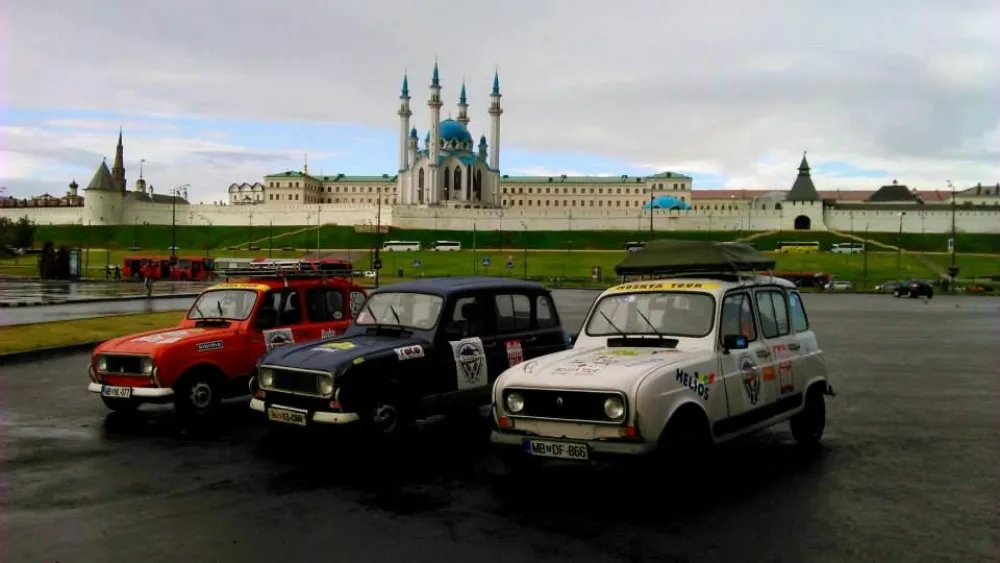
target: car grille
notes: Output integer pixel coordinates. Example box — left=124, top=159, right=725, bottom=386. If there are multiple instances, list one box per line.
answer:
left=504, top=388, right=625, bottom=423
left=269, top=368, right=327, bottom=396
left=103, top=355, right=144, bottom=375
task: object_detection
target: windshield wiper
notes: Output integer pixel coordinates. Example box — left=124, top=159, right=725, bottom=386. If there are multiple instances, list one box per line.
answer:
left=635, top=309, right=665, bottom=340
left=388, top=305, right=402, bottom=325
left=599, top=311, right=625, bottom=336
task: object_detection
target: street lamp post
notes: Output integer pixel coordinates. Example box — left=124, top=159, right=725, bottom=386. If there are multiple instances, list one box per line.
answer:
left=947, top=181, right=959, bottom=292
left=170, top=184, right=189, bottom=259
left=132, top=215, right=139, bottom=249
left=520, top=221, right=528, bottom=280
left=244, top=195, right=254, bottom=250
left=896, top=211, right=906, bottom=281
left=374, top=187, right=382, bottom=288
left=649, top=193, right=654, bottom=239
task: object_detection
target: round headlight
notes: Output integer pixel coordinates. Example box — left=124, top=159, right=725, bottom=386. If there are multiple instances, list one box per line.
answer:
left=140, top=357, right=154, bottom=375
left=506, top=392, right=525, bottom=413
left=604, top=396, right=625, bottom=420
left=259, top=369, right=274, bottom=388
left=97, top=355, right=108, bottom=372
left=318, top=376, right=334, bottom=397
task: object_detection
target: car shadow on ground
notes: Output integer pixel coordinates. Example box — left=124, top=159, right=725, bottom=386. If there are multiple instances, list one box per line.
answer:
left=100, top=398, right=261, bottom=443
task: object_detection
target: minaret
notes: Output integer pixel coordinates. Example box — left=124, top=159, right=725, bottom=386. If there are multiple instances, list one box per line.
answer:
left=397, top=73, right=412, bottom=172
left=408, top=128, right=419, bottom=167
left=457, top=80, right=470, bottom=127
left=488, top=70, right=502, bottom=171
left=111, top=127, right=126, bottom=193
left=428, top=62, right=443, bottom=204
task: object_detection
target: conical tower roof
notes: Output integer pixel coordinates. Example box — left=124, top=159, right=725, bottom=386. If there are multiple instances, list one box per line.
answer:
left=85, top=160, right=116, bottom=191
left=786, top=152, right=820, bottom=201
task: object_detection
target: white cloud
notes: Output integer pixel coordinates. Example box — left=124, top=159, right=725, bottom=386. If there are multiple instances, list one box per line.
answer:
left=3, top=0, right=998, bottom=195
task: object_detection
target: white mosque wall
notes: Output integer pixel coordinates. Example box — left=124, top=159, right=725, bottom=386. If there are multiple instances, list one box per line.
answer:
left=5, top=199, right=1000, bottom=234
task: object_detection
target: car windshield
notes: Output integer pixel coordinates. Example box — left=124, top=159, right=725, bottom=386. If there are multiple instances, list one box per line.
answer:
left=187, top=289, right=258, bottom=321
left=355, top=292, right=443, bottom=330
left=585, top=291, right=716, bottom=338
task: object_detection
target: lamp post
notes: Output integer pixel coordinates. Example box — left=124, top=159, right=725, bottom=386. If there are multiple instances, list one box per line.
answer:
left=244, top=195, right=254, bottom=250
left=649, top=193, right=654, bottom=239
left=896, top=211, right=906, bottom=281
left=132, top=215, right=138, bottom=249
left=947, top=180, right=959, bottom=292
left=170, top=184, right=189, bottom=259
left=374, top=187, right=382, bottom=288
left=316, top=202, right=322, bottom=256
left=520, top=221, right=528, bottom=280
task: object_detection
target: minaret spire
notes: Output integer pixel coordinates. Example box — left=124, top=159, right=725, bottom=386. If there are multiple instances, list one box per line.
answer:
left=427, top=61, right=443, bottom=204
left=111, top=126, right=126, bottom=193
left=488, top=68, right=503, bottom=173
left=398, top=71, right=413, bottom=176
left=457, top=79, right=470, bottom=127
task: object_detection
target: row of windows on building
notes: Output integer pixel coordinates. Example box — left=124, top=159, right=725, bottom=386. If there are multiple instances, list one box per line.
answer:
left=502, top=186, right=669, bottom=196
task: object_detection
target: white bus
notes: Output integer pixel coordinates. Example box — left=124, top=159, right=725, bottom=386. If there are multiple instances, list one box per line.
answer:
left=830, top=242, right=865, bottom=254
left=775, top=241, right=820, bottom=253
left=625, top=241, right=646, bottom=252
left=431, top=240, right=462, bottom=252
left=381, top=240, right=421, bottom=252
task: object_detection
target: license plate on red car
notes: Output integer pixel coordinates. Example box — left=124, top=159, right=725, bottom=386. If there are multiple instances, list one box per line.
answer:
left=101, top=386, right=132, bottom=399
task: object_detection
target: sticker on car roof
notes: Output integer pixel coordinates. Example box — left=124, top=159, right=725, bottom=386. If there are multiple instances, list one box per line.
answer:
left=609, top=281, right=719, bottom=293
left=206, top=283, right=271, bottom=292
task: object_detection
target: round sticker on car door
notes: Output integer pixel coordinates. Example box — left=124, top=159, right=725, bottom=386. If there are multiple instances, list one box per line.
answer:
left=264, top=328, right=295, bottom=351
left=451, top=337, right=487, bottom=390
left=740, top=354, right=761, bottom=407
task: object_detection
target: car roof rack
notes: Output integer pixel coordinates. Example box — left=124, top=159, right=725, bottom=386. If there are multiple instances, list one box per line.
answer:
left=615, top=239, right=777, bottom=284
left=217, top=266, right=358, bottom=287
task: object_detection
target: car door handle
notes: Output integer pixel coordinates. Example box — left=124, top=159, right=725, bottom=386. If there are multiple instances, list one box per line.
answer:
left=756, top=349, right=771, bottom=358
left=484, top=341, right=498, bottom=348
left=788, top=343, right=801, bottom=351
left=524, top=336, right=538, bottom=342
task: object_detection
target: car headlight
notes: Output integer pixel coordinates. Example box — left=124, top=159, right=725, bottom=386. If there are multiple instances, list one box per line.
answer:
left=506, top=392, right=525, bottom=413
left=97, top=355, right=108, bottom=372
left=259, top=368, right=274, bottom=388
left=604, top=396, right=625, bottom=420
left=318, top=375, right=334, bottom=397
left=140, top=357, right=154, bottom=375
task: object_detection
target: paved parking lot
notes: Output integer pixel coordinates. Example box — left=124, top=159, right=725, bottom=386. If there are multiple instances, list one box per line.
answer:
left=1, top=293, right=998, bottom=562
left=0, top=279, right=209, bottom=305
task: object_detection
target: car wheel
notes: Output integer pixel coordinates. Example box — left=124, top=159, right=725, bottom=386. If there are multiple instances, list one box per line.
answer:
left=174, top=372, right=222, bottom=417
left=893, top=290, right=900, bottom=298
left=656, top=408, right=712, bottom=475
left=101, top=396, right=139, bottom=413
left=359, top=390, right=408, bottom=442
left=790, top=385, right=826, bottom=447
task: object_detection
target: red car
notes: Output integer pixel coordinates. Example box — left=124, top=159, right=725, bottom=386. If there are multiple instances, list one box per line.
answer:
left=87, top=269, right=368, bottom=417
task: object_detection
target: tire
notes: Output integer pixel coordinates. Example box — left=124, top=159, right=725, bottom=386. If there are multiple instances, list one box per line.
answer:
left=790, top=385, right=826, bottom=447
left=656, top=408, right=712, bottom=475
left=357, top=389, right=408, bottom=443
left=101, top=396, right=139, bottom=413
left=893, top=290, right=900, bottom=298
left=174, top=371, right=222, bottom=417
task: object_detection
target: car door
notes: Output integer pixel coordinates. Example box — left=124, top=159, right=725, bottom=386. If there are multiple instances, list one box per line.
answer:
left=530, top=292, right=568, bottom=358
left=786, top=289, right=817, bottom=397
left=437, top=292, right=502, bottom=406
left=753, top=287, right=797, bottom=405
left=304, top=286, right=352, bottom=340
left=488, top=292, right=534, bottom=375
left=717, top=291, right=775, bottom=424
left=248, top=289, right=306, bottom=361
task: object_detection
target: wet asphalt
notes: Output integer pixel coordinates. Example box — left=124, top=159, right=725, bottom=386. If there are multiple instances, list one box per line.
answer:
left=1, top=292, right=998, bottom=563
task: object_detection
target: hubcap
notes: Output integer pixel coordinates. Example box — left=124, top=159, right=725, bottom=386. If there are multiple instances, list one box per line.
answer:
left=371, top=403, right=398, bottom=434
left=189, top=381, right=213, bottom=410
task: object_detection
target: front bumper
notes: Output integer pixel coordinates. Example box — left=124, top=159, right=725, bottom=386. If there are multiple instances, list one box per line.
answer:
left=87, top=382, right=174, bottom=401
left=490, top=429, right=657, bottom=458
left=250, top=398, right=360, bottom=425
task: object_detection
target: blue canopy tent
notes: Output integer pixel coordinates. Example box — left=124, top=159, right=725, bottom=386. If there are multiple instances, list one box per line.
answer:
left=643, top=195, right=691, bottom=210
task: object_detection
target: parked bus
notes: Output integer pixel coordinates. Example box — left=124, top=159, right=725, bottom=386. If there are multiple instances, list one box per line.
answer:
left=625, top=241, right=646, bottom=252
left=773, top=271, right=831, bottom=288
left=381, top=240, right=421, bottom=252
left=431, top=240, right=462, bottom=252
left=775, top=241, right=820, bottom=253
left=121, top=255, right=216, bottom=281
left=830, top=242, right=865, bottom=254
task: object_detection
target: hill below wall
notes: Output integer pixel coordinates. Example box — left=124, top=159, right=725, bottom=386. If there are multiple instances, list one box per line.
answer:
left=29, top=225, right=1000, bottom=254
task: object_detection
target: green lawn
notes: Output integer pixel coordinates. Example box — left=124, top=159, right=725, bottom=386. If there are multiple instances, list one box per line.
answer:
left=25, top=224, right=1000, bottom=254
left=5, top=247, right=993, bottom=287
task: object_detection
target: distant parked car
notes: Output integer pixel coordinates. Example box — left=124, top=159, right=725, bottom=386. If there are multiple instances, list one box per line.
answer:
left=893, top=280, right=933, bottom=299
left=824, top=280, right=854, bottom=292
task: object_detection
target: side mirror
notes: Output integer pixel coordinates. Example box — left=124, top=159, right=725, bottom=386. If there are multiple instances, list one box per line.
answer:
left=256, top=308, right=278, bottom=331
left=722, top=334, right=749, bottom=353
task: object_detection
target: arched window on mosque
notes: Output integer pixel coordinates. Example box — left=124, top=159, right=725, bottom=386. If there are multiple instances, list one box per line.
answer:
left=444, top=167, right=450, bottom=189
left=454, top=167, right=462, bottom=192
left=418, top=169, right=425, bottom=204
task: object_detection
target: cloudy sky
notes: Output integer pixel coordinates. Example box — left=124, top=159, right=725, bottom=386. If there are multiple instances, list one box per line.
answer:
left=2, top=0, right=997, bottom=203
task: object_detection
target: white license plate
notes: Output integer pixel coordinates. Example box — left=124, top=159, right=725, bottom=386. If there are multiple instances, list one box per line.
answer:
left=523, top=439, right=589, bottom=460
left=267, top=406, right=308, bottom=426
left=101, top=386, right=132, bottom=399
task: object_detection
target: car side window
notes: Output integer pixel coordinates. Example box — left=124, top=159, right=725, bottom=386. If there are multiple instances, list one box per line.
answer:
left=536, top=295, right=559, bottom=329
left=280, top=290, right=304, bottom=325
left=444, top=296, right=494, bottom=339
left=305, top=288, right=345, bottom=322
left=494, top=294, right=531, bottom=333
left=755, top=289, right=790, bottom=339
left=788, top=291, right=810, bottom=333
left=720, top=292, right=758, bottom=342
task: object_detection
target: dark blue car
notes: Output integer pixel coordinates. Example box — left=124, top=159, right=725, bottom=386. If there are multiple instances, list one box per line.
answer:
left=249, top=277, right=568, bottom=439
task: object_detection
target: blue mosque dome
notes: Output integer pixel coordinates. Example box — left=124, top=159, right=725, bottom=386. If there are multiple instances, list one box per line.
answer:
left=644, top=195, right=691, bottom=210
left=439, top=119, right=473, bottom=146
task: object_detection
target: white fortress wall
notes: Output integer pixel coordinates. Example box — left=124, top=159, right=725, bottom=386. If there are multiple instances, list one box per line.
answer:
left=0, top=206, right=85, bottom=225
left=823, top=208, right=1000, bottom=234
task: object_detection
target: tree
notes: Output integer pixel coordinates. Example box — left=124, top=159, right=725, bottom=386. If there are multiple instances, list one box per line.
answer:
left=0, top=217, right=12, bottom=251
left=11, top=215, right=35, bottom=249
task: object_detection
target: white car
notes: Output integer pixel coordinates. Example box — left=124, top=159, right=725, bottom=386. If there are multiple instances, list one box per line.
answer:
left=490, top=275, right=834, bottom=468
